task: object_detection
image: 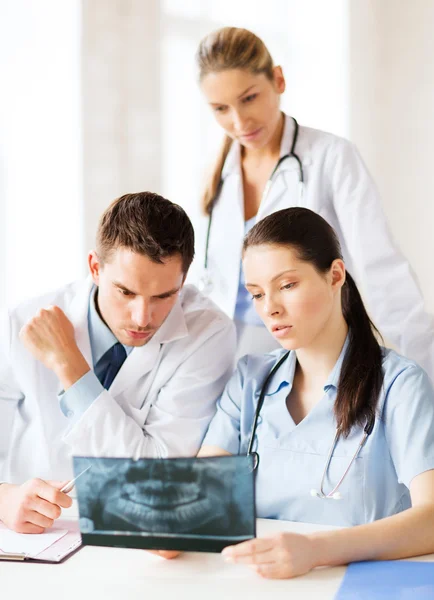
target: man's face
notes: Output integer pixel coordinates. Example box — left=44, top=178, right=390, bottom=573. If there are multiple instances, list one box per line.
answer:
left=88, top=247, right=185, bottom=347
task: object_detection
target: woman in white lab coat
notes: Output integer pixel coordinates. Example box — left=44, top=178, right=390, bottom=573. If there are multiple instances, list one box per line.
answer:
left=192, top=26, right=434, bottom=376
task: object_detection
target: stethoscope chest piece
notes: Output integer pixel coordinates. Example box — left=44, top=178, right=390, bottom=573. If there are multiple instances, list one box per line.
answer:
left=198, top=268, right=213, bottom=295
left=251, top=451, right=259, bottom=471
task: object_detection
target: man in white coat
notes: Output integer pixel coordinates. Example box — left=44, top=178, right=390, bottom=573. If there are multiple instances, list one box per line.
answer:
left=0, top=192, right=236, bottom=533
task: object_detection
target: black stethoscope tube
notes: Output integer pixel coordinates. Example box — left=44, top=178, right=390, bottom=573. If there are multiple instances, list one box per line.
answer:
left=203, top=116, right=303, bottom=274
left=247, top=351, right=291, bottom=469
left=247, top=351, right=376, bottom=502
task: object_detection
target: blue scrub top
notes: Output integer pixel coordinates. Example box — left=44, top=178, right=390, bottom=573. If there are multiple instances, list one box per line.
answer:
left=202, top=340, right=434, bottom=527
left=234, top=216, right=263, bottom=327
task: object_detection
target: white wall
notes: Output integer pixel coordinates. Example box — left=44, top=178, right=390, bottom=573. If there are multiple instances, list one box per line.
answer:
left=81, top=0, right=162, bottom=254
left=78, top=0, right=349, bottom=258
left=1, top=0, right=433, bottom=320
left=349, top=0, right=434, bottom=312
left=160, top=0, right=349, bottom=254
left=0, top=0, right=83, bottom=310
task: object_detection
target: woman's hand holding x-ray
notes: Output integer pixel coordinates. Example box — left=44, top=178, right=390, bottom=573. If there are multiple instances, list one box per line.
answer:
left=221, top=532, right=317, bottom=579
left=152, top=532, right=317, bottom=577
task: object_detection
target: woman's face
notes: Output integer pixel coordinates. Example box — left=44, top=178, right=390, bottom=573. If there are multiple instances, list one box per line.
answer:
left=243, top=244, right=345, bottom=350
left=200, top=68, right=285, bottom=150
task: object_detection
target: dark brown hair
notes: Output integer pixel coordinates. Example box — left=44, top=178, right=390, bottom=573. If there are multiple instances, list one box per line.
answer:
left=96, top=192, right=195, bottom=274
left=244, top=207, right=384, bottom=437
left=196, top=27, right=275, bottom=215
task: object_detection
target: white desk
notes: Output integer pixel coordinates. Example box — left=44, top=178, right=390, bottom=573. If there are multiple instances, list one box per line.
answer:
left=1, top=505, right=433, bottom=600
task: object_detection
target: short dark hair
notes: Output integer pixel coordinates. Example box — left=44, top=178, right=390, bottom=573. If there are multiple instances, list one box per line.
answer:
left=96, top=192, right=195, bottom=274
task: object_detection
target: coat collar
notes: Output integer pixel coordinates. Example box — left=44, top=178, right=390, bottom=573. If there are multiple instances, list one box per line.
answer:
left=220, top=113, right=305, bottom=181
left=66, top=277, right=189, bottom=397
left=109, top=291, right=189, bottom=397
left=221, top=138, right=241, bottom=179
left=67, top=276, right=94, bottom=367
left=152, top=289, right=189, bottom=344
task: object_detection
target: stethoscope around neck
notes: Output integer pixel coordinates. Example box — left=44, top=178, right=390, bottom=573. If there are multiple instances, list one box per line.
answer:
left=246, top=351, right=376, bottom=500
left=198, top=116, right=305, bottom=295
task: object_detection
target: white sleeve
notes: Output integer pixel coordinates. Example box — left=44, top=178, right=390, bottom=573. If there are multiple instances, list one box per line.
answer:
left=328, top=137, right=434, bottom=381
left=62, top=320, right=236, bottom=459
left=0, top=313, right=24, bottom=475
left=0, top=313, right=24, bottom=403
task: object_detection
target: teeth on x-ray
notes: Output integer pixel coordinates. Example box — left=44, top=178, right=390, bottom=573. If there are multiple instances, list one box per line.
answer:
left=73, top=455, right=255, bottom=551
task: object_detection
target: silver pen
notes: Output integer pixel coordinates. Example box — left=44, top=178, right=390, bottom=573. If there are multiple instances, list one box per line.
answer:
left=60, top=465, right=92, bottom=493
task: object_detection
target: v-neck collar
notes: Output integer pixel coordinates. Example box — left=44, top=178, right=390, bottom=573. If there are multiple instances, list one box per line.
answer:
left=262, top=336, right=350, bottom=431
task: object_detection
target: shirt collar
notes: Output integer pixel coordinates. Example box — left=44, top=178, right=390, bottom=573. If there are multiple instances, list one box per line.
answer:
left=264, top=350, right=297, bottom=396
left=87, top=286, right=119, bottom=366
left=263, top=334, right=350, bottom=397
left=324, top=335, right=350, bottom=392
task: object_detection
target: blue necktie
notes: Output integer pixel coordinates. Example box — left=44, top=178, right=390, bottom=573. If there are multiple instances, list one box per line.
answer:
left=94, top=342, right=127, bottom=390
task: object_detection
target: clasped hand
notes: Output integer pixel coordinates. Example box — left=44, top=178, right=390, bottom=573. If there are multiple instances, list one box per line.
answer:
left=19, top=305, right=78, bottom=371
left=19, top=305, right=89, bottom=388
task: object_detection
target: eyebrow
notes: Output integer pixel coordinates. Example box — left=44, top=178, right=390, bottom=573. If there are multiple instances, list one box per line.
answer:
left=245, top=269, right=298, bottom=287
left=209, top=85, right=257, bottom=106
left=237, top=84, right=257, bottom=99
left=113, top=282, right=181, bottom=298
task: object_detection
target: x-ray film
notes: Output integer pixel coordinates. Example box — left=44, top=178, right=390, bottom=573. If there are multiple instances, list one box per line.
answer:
left=73, top=455, right=256, bottom=552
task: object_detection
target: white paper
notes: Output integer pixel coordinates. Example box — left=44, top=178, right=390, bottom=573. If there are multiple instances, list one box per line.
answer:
left=0, top=528, right=68, bottom=556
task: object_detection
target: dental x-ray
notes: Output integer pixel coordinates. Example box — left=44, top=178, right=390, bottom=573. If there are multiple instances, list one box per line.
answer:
left=73, top=455, right=256, bottom=552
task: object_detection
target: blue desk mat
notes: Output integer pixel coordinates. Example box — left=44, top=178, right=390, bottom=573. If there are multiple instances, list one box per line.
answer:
left=335, top=561, right=434, bottom=599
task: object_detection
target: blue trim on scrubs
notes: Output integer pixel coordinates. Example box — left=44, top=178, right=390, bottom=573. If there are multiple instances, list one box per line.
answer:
left=234, top=217, right=263, bottom=327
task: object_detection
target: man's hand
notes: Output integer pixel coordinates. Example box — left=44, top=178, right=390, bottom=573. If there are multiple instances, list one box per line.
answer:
left=147, top=550, right=181, bottom=559
left=19, top=306, right=90, bottom=389
left=0, top=479, right=73, bottom=533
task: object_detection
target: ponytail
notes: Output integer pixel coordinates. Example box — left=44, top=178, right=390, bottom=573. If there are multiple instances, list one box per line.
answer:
left=334, top=272, right=384, bottom=436
left=201, top=135, right=232, bottom=215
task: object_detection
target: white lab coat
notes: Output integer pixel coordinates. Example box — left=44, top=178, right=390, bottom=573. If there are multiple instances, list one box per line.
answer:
left=0, top=278, right=236, bottom=484
left=190, top=114, right=434, bottom=379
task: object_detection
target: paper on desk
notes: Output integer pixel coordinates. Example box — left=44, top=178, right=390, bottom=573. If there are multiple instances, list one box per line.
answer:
left=0, top=528, right=68, bottom=556
left=335, top=561, right=434, bottom=599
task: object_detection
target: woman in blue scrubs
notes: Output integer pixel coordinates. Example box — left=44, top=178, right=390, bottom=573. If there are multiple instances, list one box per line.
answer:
left=197, top=207, right=434, bottom=578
